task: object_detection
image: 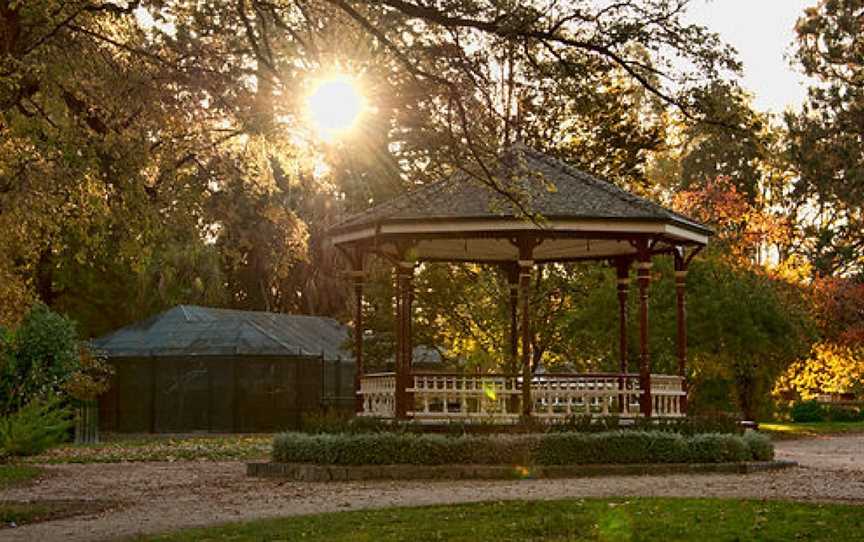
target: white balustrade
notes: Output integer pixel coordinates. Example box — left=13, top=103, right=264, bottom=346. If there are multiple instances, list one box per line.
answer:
left=408, top=374, right=522, bottom=422
left=532, top=374, right=642, bottom=419
left=650, top=374, right=687, bottom=418
left=358, top=372, right=396, bottom=417
left=358, top=372, right=686, bottom=422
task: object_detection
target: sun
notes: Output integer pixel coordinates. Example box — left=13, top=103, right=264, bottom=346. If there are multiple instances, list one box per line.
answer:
left=305, top=74, right=366, bottom=142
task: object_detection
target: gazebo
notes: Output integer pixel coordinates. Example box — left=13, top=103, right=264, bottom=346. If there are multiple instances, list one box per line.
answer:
left=328, top=145, right=711, bottom=423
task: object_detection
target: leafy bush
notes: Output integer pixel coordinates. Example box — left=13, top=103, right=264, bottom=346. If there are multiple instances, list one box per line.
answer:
left=790, top=401, right=825, bottom=422
left=822, top=405, right=863, bottom=422
left=272, top=430, right=773, bottom=466
left=743, top=432, right=774, bottom=461
left=0, top=304, right=81, bottom=414
left=0, top=398, right=72, bottom=458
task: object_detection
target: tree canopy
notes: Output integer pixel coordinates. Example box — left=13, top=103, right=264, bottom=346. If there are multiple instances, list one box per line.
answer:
left=2, top=0, right=862, bottom=417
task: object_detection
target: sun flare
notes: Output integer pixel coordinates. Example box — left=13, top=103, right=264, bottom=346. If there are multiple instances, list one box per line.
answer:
left=305, top=74, right=366, bottom=142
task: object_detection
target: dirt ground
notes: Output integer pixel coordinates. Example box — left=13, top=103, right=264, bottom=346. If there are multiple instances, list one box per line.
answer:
left=2, top=434, right=863, bottom=542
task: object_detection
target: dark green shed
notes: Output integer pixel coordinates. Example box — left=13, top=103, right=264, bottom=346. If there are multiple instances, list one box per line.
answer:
left=94, top=305, right=355, bottom=433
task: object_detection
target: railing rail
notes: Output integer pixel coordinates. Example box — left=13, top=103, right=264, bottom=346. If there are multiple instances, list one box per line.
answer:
left=358, top=372, right=397, bottom=418
left=360, top=372, right=685, bottom=422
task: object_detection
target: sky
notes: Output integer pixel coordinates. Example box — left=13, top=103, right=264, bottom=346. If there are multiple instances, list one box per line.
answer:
left=683, top=0, right=819, bottom=113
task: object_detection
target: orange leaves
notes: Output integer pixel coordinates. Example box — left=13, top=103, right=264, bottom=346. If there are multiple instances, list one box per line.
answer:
left=812, top=276, right=864, bottom=347
left=672, top=176, right=790, bottom=269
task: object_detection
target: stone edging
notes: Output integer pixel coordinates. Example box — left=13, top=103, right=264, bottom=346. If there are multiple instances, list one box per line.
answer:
left=247, top=460, right=797, bottom=482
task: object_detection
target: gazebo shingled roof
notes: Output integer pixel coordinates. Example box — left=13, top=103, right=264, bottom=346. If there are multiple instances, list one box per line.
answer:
left=329, top=145, right=711, bottom=263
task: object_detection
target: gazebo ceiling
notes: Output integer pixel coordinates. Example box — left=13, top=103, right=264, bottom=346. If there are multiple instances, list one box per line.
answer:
left=328, top=144, right=711, bottom=262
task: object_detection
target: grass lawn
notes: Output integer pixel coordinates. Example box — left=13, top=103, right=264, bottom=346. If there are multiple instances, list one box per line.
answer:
left=0, top=499, right=115, bottom=528
left=141, top=498, right=863, bottom=542
left=23, top=433, right=272, bottom=464
left=759, top=421, right=864, bottom=439
left=0, top=464, right=42, bottom=489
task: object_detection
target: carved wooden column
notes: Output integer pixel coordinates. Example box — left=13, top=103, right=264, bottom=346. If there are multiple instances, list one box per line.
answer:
left=350, top=269, right=365, bottom=413
left=507, top=263, right=519, bottom=374
left=518, top=258, right=533, bottom=418
left=636, top=245, right=653, bottom=417
left=674, top=248, right=689, bottom=414
left=394, top=261, right=414, bottom=419
left=615, top=258, right=631, bottom=412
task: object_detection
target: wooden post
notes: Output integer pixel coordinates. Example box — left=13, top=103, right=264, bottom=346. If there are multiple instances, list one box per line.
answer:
left=636, top=244, right=653, bottom=417
left=507, top=263, right=519, bottom=374
left=394, top=261, right=414, bottom=419
left=350, top=269, right=365, bottom=413
left=674, top=248, right=689, bottom=414
left=518, top=257, right=534, bottom=418
left=615, top=258, right=631, bottom=411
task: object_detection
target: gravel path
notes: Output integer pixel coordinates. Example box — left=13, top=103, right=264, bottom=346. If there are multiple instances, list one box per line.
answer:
left=2, top=434, right=863, bottom=542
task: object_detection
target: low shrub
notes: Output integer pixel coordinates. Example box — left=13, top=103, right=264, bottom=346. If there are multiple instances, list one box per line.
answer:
left=0, top=398, right=72, bottom=458
left=632, top=415, right=743, bottom=435
left=790, top=401, right=824, bottom=422
left=743, top=431, right=774, bottom=461
left=687, top=433, right=750, bottom=463
left=547, top=415, right=742, bottom=435
left=822, top=405, right=863, bottom=422
left=271, top=430, right=773, bottom=466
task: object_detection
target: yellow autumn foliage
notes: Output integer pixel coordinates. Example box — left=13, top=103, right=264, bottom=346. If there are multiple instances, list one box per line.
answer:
left=775, top=342, right=864, bottom=401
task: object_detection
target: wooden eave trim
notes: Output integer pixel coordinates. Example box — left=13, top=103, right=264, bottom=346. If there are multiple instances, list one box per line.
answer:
left=331, top=218, right=709, bottom=247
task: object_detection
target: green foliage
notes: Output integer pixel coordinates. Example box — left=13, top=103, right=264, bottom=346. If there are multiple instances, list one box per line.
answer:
left=271, top=430, right=772, bottom=466
left=0, top=398, right=72, bottom=458
left=686, top=433, right=750, bottom=463
left=787, top=0, right=864, bottom=275
left=0, top=304, right=81, bottom=414
left=790, top=401, right=825, bottom=423
left=823, top=405, right=864, bottom=422
left=743, top=432, right=774, bottom=461
left=789, top=401, right=863, bottom=423
left=536, top=431, right=691, bottom=465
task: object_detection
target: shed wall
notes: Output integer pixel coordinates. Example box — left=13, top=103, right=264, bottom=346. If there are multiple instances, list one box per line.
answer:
left=99, top=356, right=355, bottom=433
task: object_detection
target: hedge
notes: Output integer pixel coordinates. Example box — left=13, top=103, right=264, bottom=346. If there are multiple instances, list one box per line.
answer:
left=300, top=412, right=745, bottom=436
left=272, top=430, right=774, bottom=466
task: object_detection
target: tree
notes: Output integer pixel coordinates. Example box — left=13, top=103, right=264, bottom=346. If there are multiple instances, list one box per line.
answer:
left=786, top=0, right=864, bottom=275
left=0, top=1, right=748, bottom=342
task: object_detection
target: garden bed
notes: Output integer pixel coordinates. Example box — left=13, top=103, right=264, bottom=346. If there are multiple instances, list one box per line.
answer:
left=263, top=430, right=776, bottom=479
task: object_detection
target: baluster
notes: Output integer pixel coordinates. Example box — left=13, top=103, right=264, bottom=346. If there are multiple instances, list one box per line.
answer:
left=602, top=379, right=610, bottom=415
